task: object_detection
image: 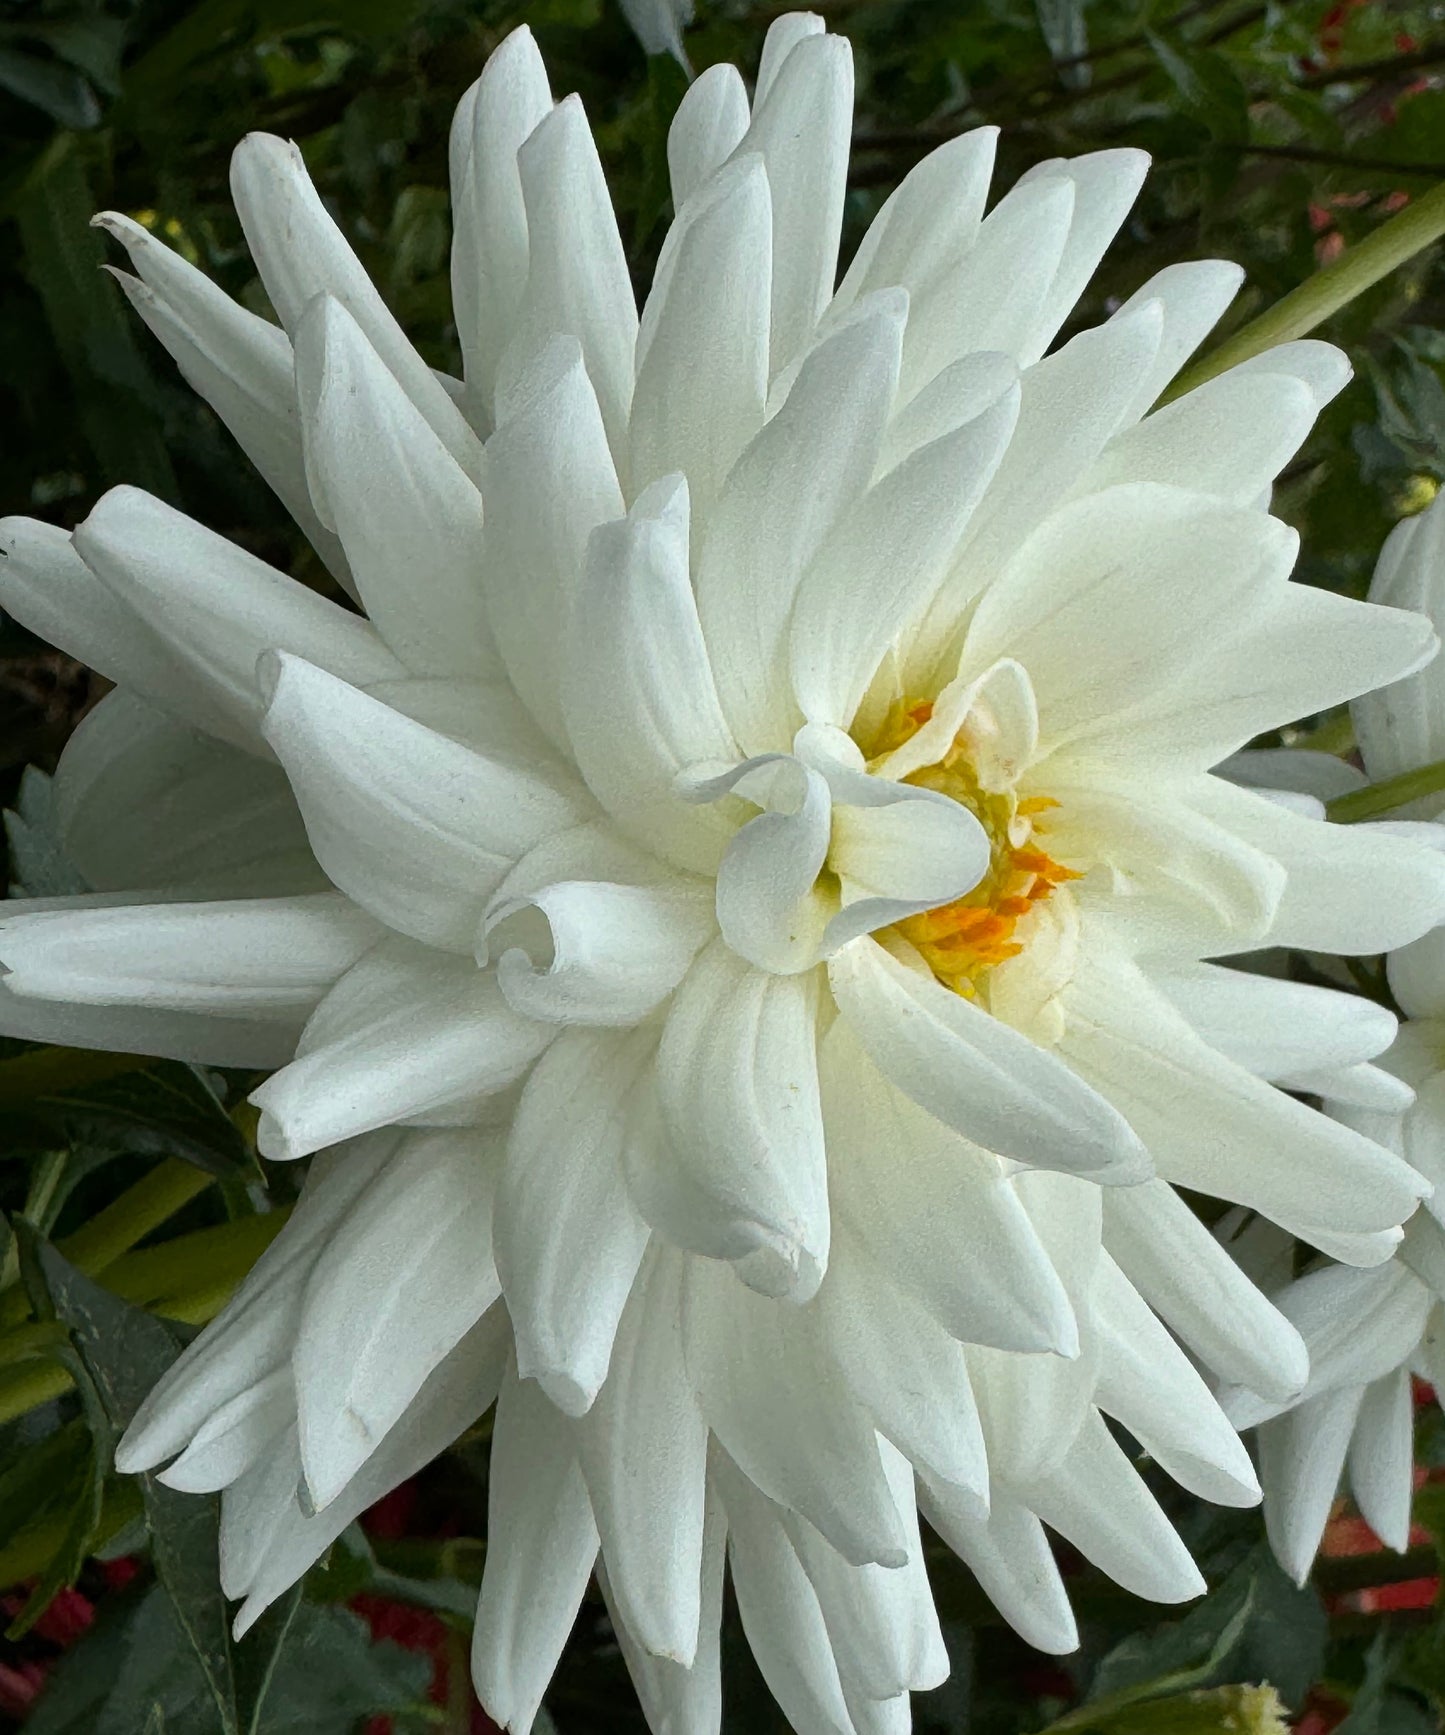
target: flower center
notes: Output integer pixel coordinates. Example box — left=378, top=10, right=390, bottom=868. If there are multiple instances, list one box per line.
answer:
left=869, top=698, right=1078, bottom=998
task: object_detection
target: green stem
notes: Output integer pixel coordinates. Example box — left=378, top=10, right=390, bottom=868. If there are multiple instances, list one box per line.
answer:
left=1326, top=756, right=1445, bottom=822
left=0, top=1045, right=149, bottom=1108
left=0, top=1158, right=214, bottom=1328
left=1162, top=179, right=1445, bottom=403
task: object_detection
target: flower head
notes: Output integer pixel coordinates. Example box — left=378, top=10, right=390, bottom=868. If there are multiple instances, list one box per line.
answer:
left=3, top=14, right=1445, bottom=1730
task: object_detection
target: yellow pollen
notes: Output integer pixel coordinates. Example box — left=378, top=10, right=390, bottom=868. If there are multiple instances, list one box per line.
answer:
left=870, top=698, right=1078, bottom=997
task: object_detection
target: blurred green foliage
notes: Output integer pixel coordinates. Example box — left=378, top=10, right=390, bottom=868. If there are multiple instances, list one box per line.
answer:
left=1, top=0, right=1445, bottom=1730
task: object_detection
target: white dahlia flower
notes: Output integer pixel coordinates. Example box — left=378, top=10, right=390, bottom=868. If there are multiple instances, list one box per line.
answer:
left=1224, top=491, right=1445, bottom=1584
left=3, top=14, right=1445, bottom=1729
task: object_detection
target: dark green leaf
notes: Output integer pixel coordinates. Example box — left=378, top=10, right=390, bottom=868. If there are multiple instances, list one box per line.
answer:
left=1147, top=31, right=1250, bottom=143
left=39, top=1060, right=257, bottom=1182
left=0, top=46, right=99, bottom=128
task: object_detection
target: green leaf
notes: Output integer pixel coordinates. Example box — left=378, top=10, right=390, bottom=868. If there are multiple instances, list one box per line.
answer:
left=37, top=1061, right=257, bottom=1182
left=1147, top=32, right=1250, bottom=143
left=0, top=45, right=100, bottom=128
left=1339, top=1633, right=1438, bottom=1734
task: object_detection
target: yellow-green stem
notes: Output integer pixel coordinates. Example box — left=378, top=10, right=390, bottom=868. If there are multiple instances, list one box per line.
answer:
left=1327, top=756, right=1445, bottom=822
left=0, top=1158, right=215, bottom=1329
left=0, top=1045, right=148, bottom=1108
left=1162, top=179, right=1445, bottom=403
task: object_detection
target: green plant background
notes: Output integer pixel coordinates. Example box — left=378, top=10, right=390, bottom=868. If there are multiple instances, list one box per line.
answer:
left=1, top=0, right=1445, bottom=1730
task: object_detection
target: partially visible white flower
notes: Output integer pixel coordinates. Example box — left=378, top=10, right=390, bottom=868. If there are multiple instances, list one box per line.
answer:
left=1222, top=490, right=1445, bottom=1583
left=619, top=0, right=694, bottom=67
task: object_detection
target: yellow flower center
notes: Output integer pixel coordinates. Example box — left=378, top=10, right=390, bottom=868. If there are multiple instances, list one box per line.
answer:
left=869, top=698, right=1077, bottom=998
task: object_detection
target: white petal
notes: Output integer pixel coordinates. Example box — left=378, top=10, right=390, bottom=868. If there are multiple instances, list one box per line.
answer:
left=899, top=177, right=1074, bottom=399
left=1015, top=149, right=1149, bottom=359
left=716, top=1455, right=856, bottom=1735
left=0, top=517, right=242, bottom=746
left=684, top=1257, right=908, bottom=1568
left=94, top=214, right=350, bottom=588
left=54, top=691, right=317, bottom=899
left=909, top=303, right=1164, bottom=668
left=961, top=483, right=1298, bottom=750
left=831, top=128, right=997, bottom=318
left=829, top=936, right=1150, bottom=1182
left=791, top=375, right=1020, bottom=730
left=158, top=1368, right=292, bottom=1493
left=234, top=1307, right=509, bottom=1634
left=1108, top=258, right=1243, bottom=418
left=294, top=1126, right=502, bottom=1508
left=576, top=1247, right=708, bottom=1664
left=1102, top=1178, right=1308, bottom=1400
left=72, top=487, right=403, bottom=740
left=229, top=132, right=478, bottom=470
left=487, top=877, right=712, bottom=1025
left=1349, top=1368, right=1415, bottom=1553
left=1196, top=778, right=1445, bottom=955
left=1023, top=1409, right=1205, bottom=1604
left=502, top=95, right=637, bottom=466
left=118, top=1136, right=397, bottom=1473
left=563, top=475, right=740, bottom=874
left=817, top=1228, right=989, bottom=1499
left=293, top=295, right=496, bottom=678
left=668, top=63, right=750, bottom=209
left=695, top=291, right=907, bottom=754
left=632, top=154, right=771, bottom=522
left=480, top=336, right=624, bottom=750
left=261, top=653, right=586, bottom=951
left=820, top=1021, right=1077, bottom=1355
left=823, top=778, right=990, bottom=954
left=252, top=939, right=551, bottom=1160
left=1082, top=369, right=1316, bottom=505
left=496, top=1026, right=654, bottom=1414
left=1062, top=952, right=1426, bottom=1258
left=1154, top=960, right=1397, bottom=1082
left=1258, top=1388, right=1363, bottom=1585
left=0, top=893, right=376, bottom=1021
left=656, top=940, right=828, bottom=1298
left=1356, top=491, right=1445, bottom=780
left=1093, top=1254, right=1260, bottom=1507
left=448, top=26, right=553, bottom=426
left=731, top=29, right=852, bottom=374
left=472, top=1364, right=599, bottom=1732
left=920, top=1477, right=1078, bottom=1654
left=699, top=755, right=833, bottom=972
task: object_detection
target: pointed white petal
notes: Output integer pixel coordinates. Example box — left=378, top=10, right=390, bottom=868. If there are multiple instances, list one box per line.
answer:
left=1259, top=1388, right=1363, bottom=1585
left=502, top=95, right=637, bottom=465
left=1102, top=1179, right=1308, bottom=1400
left=668, top=63, right=750, bottom=209
left=920, top=1477, right=1078, bottom=1654
left=294, top=1126, right=503, bottom=1508
left=472, top=1364, right=599, bottom=1731
left=1108, top=258, right=1243, bottom=418
left=229, top=132, right=478, bottom=470
left=252, top=939, right=551, bottom=1160
left=632, top=154, right=770, bottom=521
left=72, top=487, right=403, bottom=739
left=820, top=1021, right=1077, bottom=1355
left=497, top=1026, right=653, bottom=1414
left=0, top=893, right=376, bottom=1020
left=480, top=335, right=624, bottom=750
left=54, top=691, right=318, bottom=899
left=695, top=291, right=906, bottom=754
left=576, top=1248, right=708, bottom=1663
left=261, top=653, right=586, bottom=951
left=1024, top=1410, right=1205, bottom=1604
left=1349, top=1369, right=1415, bottom=1553
left=293, top=295, right=496, bottom=678
left=448, top=26, right=553, bottom=426
left=158, top=1368, right=292, bottom=1493
left=563, top=475, right=740, bottom=874
left=655, top=940, right=828, bottom=1297
left=685, top=1257, right=908, bottom=1568
left=829, top=936, right=1150, bottom=1182
left=234, top=1308, right=509, bottom=1634
left=1017, top=151, right=1149, bottom=356
left=94, top=214, right=350, bottom=588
